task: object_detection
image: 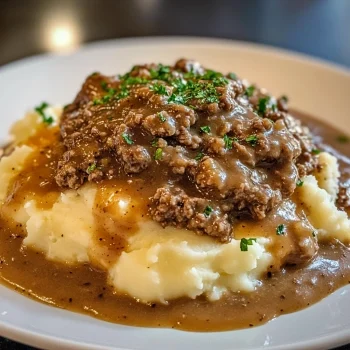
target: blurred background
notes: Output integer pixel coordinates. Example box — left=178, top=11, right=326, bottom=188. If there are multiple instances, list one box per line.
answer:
left=0, top=0, right=350, bottom=349
left=0, top=0, right=350, bottom=68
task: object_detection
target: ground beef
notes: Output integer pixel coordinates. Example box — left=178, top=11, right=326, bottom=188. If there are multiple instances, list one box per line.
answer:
left=55, top=59, right=320, bottom=241
left=151, top=187, right=232, bottom=242
left=337, top=182, right=350, bottom=210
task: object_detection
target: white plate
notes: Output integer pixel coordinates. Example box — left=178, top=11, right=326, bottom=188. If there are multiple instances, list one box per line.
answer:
left=0, top=37, right=350, bottom=350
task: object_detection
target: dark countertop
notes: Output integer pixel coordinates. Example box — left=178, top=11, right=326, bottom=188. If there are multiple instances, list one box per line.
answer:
left=0, top=0, right=349, bottom=349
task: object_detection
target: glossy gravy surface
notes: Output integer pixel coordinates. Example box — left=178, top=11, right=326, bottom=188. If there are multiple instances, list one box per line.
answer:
left=0, top=111, right=349, bottom=331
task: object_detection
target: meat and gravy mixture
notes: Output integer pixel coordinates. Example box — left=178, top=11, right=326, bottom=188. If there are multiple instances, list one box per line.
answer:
left=0, top=59, right=349, bottom=331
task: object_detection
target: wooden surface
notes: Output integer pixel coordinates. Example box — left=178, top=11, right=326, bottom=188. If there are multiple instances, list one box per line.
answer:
left=0, top=0, right=349, bottom=349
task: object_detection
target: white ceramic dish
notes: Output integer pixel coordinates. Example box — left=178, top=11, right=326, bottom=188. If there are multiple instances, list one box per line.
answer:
left=0, top=37, right=349, bottom=350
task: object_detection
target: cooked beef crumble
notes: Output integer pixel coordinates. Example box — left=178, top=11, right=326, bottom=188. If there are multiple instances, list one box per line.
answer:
left=56, top=59, right=320, bottom=241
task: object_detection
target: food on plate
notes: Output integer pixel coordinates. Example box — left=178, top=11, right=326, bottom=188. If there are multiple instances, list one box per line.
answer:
left=0, top=59, right=349, bottom=331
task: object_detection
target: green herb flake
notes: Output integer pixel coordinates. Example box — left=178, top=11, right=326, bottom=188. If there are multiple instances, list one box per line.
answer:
left=122, top=133, right=134, bottom=145
left=150, top=83, right=169, bottom=96
left=257, top=97, right=270, bottom=116
left=311, top=149, right=321, bottom=155
left=245, top=85, right=255, bottom=97
left=115, top=88, right=129, bottom=100
left=200, top=125, right=211, bottom=134
left=100, top=81, right=108, bottom=91
left=157, top=112, right=166, bottom=122
left=276, top=224, right=286, bottom=236
left=34, top=102, right=54, bottom=125
left=201, top=69, right=223, bottom=80
left=281, top=95, right=289, bottom=103
left=240, top=238, right=257, bottom=252
left=195, top=152, right=204, bottom=161
left=223, top=134, right=237, bottom=150
left=93, top=98, right=103, bottom=105
left=154, top=148, right=163, bottom=160
left=228, top=72, right=237, bottom=80
left=168, top=93, right=186, bottom=104
left=151, top=138, right=159, bottom=147
left=312, top=231, right=316, bottom=237
left=296, top=179, right=304, bottom=187
left=102, top=95, right=111, bottom=103
left=337, top=135, right=350, bottom=144
left=150, top=64, right=171, bottom=81
left=203, top=205, right=213, bottom=218
left=86, top=163, right=97, bottom=174
left=171, top=78, right=187, bottom=91
left=246, top=135, right=258, bottom=146
left=212, top=77, right=229, bottom=87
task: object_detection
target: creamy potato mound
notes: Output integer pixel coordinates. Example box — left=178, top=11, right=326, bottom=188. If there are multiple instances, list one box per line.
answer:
left=0, top=108, right=349, bottom=303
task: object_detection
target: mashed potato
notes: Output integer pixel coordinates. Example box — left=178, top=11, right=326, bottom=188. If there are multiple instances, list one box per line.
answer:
left=109, top=222, right=272, bottom=302
left=23, top=187, right=96, bottom=264
left=297, top=175, right=350, bottom=243
left=314, top=152, right=340, bottom=202
left=0, top=109, right=349, bottom=303
left=10, top=105, right=62, bottom=144
left=0, top=145, right=33, bottom=202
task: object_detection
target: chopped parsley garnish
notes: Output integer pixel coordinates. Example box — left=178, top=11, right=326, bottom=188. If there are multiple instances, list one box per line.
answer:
left=271, top=104, right=277, bottom=112
left=240, top=238, right=257, bottom=252
left=203, top=205, right=213, bottom=217
left=157, top=112, right=166, bottom=122
left=115, top=88, right=129, bottom=100
left=246, top=135, right=258, bottom=146
left=100, top=81, right=108, bottom=91
left=183, top=69, right=197, bottom=80
left=200, top=125, right=211, bottom=134
left=311, top=149, right=321, bottom=155
left=257, top=97, right=270, bottom=116
left=296, top=179, right=304, bottom=187
left=228, top=72, right=237, bottom=80
left=337, top=135, right=350, bottom=144
left=93, top=98, right=103, bottom=105
left=122, top=133, right=134, bottom=145
left=223, top=134, right=237, bottom=150
left=312, top=231, right=316, bottom=237
left=195, top=152, right=204, bottom=161
left=121, top=76, right=148, bottom=87
left=150, top=64, right=171, bottom=81
left=34, top=102, right=54, bottom=125
left=171, top=78, right=187, bottom=91
left=245, top=85, right=255, bottom=97
left=169, top=80, right=220, bottom=105
left=102, top=95, right=111, bottom=103
left=212, top=77, right=229, bottom=87
left=168, top=93, right=186, bottom=104
left=201, top=69, right=223, bottom=80
left=276, top=224, right=286, bottom=235
left=86, top=163, right=96, bottom=174
left=150, top=83, right=169, bottom=96
left=280, top=95, right=289, bottom=103
left=151, top=138, right=159, bottom=147
left=154, top=148, right=163, bottom=160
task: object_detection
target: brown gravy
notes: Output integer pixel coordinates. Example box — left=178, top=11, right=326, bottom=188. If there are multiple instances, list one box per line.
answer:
left=0, top=110, right=349, bottom=332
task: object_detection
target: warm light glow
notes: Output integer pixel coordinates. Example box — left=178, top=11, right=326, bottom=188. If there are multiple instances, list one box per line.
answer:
left=52, top=27, right=73, bottom=48
left=46, top=23, right=80, bottom=52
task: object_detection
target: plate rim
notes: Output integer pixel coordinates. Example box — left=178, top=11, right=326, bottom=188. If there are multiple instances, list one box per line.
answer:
left=0, top=36, right=349, bottom=350
left=0, top=36, right=349, bottom=76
